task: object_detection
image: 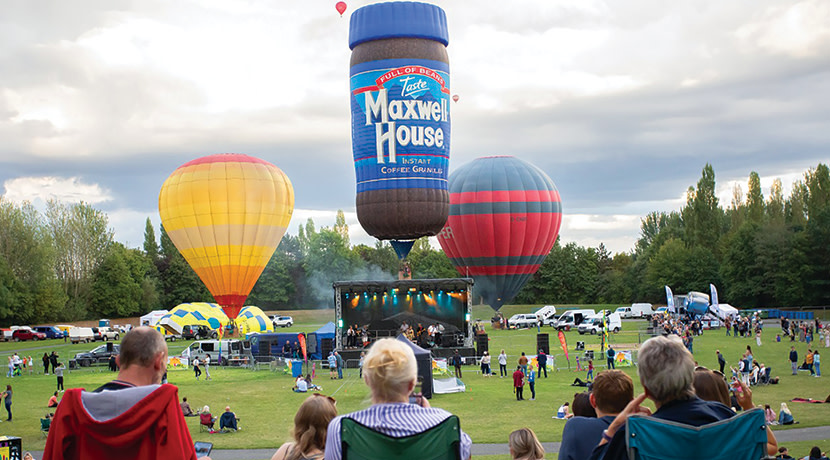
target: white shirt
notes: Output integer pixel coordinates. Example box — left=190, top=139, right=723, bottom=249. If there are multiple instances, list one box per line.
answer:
left=498, top=353, right=507, bottom=365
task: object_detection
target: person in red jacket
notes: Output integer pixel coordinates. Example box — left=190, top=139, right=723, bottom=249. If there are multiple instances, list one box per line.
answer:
left=513, top=366, right=525, bottom=401
left=43, top=326, right=210, bottom=460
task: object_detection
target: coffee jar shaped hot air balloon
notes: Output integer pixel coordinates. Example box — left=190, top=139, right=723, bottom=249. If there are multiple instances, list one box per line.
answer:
left=349, top=1, right=451, bottom=259
left=158, top=154, right=294, bottom=319
left=437, top=156, right=562, bottom=310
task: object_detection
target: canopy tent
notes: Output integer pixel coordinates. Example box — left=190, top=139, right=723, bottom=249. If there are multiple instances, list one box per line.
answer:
left=158, top=302, right=230, bottom=335
left=235, top=306, right=274, bottom=335
left=396, top=334, right=433, bottom=399
left=715, top=303, right=739, bottom=320
left=140, top=310, right=168, bottom=327
left=310, top=322, right=336, bottom=360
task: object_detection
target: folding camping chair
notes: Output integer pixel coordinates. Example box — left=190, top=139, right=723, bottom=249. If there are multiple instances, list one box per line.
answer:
left=40, top=417, right=51, bottom=437
left=759, top=367, right=772, bottom=385
left=341, top=415, right=461, bottom=460
left=626, top=408, right=768, bottom=460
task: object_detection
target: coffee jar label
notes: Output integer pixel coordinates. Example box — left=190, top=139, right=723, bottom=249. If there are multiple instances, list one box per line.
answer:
left=350, top=59, right=450, bottom=193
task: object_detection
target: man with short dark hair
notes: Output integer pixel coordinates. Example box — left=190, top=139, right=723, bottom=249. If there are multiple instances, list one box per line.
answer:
left=537, top=349, right=548, bottom=378
left=559, top=370, right=634, bottom=460
left=789, top=346, right=798, bottom=375
left=43, top=327, right=207, bottom=460
left=717, top=349, right=726, bottom=374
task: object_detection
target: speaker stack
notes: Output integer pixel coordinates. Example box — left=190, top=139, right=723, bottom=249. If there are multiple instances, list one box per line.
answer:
left=476, top=334, right=489, bottom=356
left=536, top=333, right=549, bottom=354
left=321, top=338, right=334, bottom=358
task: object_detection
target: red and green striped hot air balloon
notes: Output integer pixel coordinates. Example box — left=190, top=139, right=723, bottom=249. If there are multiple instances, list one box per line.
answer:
left=436, top=156, right=562, bottom=310
left=158, top=154, right=294, bottom=319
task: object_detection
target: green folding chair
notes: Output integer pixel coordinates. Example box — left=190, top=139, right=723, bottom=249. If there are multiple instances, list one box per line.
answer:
left=626, top=407, right=768, bottom=460
left=40, top=417, right=51, bottom=438
left=341, top=415, right=461, bottom=460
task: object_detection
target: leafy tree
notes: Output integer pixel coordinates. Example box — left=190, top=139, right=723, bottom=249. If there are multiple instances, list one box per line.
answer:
left=89, top=243, right=144, bottom=318
left=767, top=179, right=785, bottom=225
left=681, top=164, right=723, bottom=251
left=745, top=171, right=764, bottom=224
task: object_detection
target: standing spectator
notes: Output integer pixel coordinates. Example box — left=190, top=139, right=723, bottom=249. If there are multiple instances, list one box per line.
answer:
left=717, top=349, right=726, bottom=374
left=204, top=355, right=211, bottom=381
left=50, top=352, right=59, bottom=374
left=757, top=329, right=763, bottom=347
left=789, top=346, right=799, bottom=375
left=282, top=341, right=291, bottom=359
left=452, top=350, right=462, bottom=379
left=193, top=357, right=201, bottom=380
left=509, top=428, right=545, bottom=460
left=537, top=349, right=548, bottom=378
left=814, top=350, right=821, bottom=377
left=27, top=356, right=34, bottom=375
left=108, top=355, right=117, bottom=372
left=559, top=370, right=634, bottom=460
left=335, top=352, right=344, bottom=379
left=480, top=351, right=491, bottom=377
left=606, top=346, right=615, bottom=370
left=513, top=366, right=525, bottom=401
left=55, top=363, right=65, bottom=392
left=2, top=385, right=12, bottom=421
left=527, top=364, right=536, bottom=400
left=806, top=349, right=815, bottom=376
left=358, top=351, right=365, bottom=378
left=498, top=350, right=508, bottom=378
left=43, top=353, right=50, bottom=375
left=586, top=360, right=594, bottom=381
left=327, top=352, right=337, bottom=379
left=518, top=352, right=528, bottom=376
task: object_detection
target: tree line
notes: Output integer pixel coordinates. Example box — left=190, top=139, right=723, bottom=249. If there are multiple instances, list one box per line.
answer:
left=0, top=163, right=828, bottom=324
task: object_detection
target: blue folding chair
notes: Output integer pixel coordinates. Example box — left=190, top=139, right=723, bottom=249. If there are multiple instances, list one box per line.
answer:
left=626, top=407, right=768, bottom=460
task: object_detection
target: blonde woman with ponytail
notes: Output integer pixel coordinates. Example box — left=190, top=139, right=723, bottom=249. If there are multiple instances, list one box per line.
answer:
left=271, top=394, right=337, bottom=460
left=324, top=338, right=472, bottom=460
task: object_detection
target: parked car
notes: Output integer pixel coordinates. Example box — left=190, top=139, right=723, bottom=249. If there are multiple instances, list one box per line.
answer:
left=98, top=327, right=120, bottom=341
left=507, top=314, right=539, bottom=329
left=12, top=327, right=47, bottom=341
left=272, top=316, right=293, bottom=328
left=90, top=327, right=104, bottom=341
left=34, top=326, right=65, bottom=339
left=75, top=344, right=120, bottom=367
left=182, top=325, right=218, bottom=340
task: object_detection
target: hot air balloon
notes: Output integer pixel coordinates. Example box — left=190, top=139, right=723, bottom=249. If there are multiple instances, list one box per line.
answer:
left=158, top=154, right=294, bottom=319
left=336, top=1, right=347, bottom=16
left=436, top=156, right=562, bottom=310
left=452, top=94, right=459, bottom=103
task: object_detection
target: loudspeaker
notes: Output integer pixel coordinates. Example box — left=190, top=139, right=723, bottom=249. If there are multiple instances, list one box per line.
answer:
left=476, top=334, right=489, bottom=356
left=321, top=338, right=334, bottom=358
left=576, top=341, right=585, bottom=350
left=106, top=342, right=114, bottom=352
left=442, top=334, right=457, bottom=347
left=306, top=333, right=317, bottom=354
left=536, top=333, right=549, bottom=354
left=586, top=350, right=594, bottom=360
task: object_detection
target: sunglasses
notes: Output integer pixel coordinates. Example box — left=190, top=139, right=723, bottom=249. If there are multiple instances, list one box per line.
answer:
left=313, top=393, right=336, bottom=404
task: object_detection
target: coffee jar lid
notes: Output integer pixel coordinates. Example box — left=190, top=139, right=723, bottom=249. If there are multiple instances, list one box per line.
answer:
left=349, top=1, right=449, bottom=49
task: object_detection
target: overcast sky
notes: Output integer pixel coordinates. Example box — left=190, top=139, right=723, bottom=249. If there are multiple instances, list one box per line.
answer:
left=2, top=0, right=829, bottom=254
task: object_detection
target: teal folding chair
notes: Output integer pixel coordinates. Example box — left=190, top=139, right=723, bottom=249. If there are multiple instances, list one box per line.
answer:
left=626, top=407, right=768, bottom=460
left=341, top=415, right=461, bottom=460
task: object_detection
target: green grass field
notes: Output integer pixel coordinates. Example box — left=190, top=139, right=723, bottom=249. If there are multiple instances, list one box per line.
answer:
left=2, top=306, right=829, bottom=457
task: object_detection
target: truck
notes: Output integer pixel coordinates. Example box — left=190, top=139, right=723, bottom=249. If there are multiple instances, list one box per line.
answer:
left=553, top=309, right=596, bottom=330
left=615, top=303, right=654, bottom=319
left=533, top=306, right=557, bottom=324
left=578, top=313, right=622, bottom=335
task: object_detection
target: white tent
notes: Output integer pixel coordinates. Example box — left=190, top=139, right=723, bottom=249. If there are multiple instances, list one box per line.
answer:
left=716, top=304, right=739, bottom=320
left=140, top=310, right=168, bottom=327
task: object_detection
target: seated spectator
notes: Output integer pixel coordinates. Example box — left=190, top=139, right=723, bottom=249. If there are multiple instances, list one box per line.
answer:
left=270, top=394, right=337, bottom=460
left=219, top=406, right=239, bottom=431
left=293, top=376, right=309, bottom=393
left=48, top=391, right=59, bottom=408
left=765, top=404, right=777, bottom=425
left=777, top=446, right=794, bottom=459
left=200, top=406, right=216, bottom=430
left=572, top=392, right=597, bottom=418
left=692, top=368, right=729, bottom=406
left=180, top=397, right=196, bottom=417
left=779, top=403, right=795, bottom=425
left=560, top=370, right=634, bottom=460
left=804, top=446, right=829, bottom=460
left=305, top=374, right=322, bottom=391
left=556, top=402, right=573, bottom=419
left=509, top=428, right=544, bottom=460
left=324, top=338, right=472, bottom=460
left=593, top=335, right=739, bottom=460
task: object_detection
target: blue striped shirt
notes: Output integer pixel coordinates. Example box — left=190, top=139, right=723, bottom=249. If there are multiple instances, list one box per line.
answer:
left=324, top=403, right=472, bottom=460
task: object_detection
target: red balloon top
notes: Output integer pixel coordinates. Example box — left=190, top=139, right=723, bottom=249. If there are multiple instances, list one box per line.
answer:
left=336, top=1, right=347, bottom=16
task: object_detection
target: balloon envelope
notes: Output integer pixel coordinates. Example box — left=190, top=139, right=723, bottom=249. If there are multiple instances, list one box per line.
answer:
left=452, top=94, right=459, bottom=102
left=234, top=306, right=274, bottom=335
left=336, top=1, right=347, bottom=15
left=157, top=302, right=230, bottom=335
left=437, top=156, right=562, bottom=310
left=158, top=154, right=294, bottom=319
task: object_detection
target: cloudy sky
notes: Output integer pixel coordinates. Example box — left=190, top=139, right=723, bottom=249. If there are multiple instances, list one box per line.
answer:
left=2, top=0, right=829, bottom=253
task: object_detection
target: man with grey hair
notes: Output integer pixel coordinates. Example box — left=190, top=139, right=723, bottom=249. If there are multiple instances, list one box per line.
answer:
left=43, top=327, right=209, bottom=460
left=591, top=335, right=738, bottom=460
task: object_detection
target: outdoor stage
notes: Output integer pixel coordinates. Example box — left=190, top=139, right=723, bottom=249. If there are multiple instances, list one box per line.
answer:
left=332, top=278, right=475, bottom=360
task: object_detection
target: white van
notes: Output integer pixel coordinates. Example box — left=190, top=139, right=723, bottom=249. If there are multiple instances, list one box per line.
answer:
left=69, top=327, right=95, bottom=344
left=507, top=314, right=539, bottom=329
left=534, top=306, right=557, bottom=324
left=181, top=339, right=252, bottom=366
left=553, top=309, right=595, bottom=330
left=578, top=313, right=622, bottom=335
left=615, top=303, right=654, bottom=319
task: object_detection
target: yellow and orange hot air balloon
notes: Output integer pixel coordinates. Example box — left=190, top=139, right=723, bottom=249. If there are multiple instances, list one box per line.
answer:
left=158, top=153, right=294, bottom=319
